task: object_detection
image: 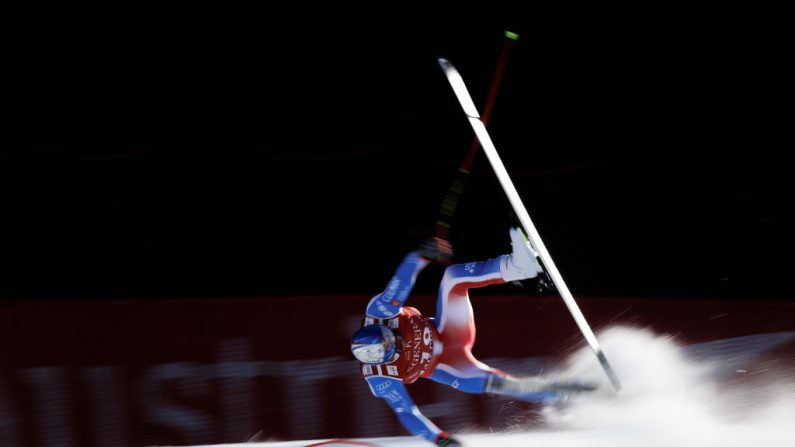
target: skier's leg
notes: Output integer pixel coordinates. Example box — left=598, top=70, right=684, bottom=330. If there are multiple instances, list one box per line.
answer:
left=485, top=373, right=603, bottom=403
left=427, top=347, right=507, bottom=394
left=433, top=227, right=542, bottom=340
left=433, top=258, right=504, bottom=344
left=429, top=227, right=553, bottom=397
left=428, top=346, right=597, bottom=403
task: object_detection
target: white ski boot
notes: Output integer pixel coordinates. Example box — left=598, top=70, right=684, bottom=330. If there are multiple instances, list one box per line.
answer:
left=500, top=227, right=543, bottom=282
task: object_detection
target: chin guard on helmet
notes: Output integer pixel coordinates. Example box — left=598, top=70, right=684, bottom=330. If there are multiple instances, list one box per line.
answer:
left=351, top=324, right=399, bottom=364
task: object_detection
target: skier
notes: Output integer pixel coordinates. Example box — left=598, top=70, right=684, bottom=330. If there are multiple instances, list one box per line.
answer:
left=350, top=228, right=600, bottom=446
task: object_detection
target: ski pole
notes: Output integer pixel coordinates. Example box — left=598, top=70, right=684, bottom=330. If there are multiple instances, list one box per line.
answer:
left=434, top=30, right=519, bottom=241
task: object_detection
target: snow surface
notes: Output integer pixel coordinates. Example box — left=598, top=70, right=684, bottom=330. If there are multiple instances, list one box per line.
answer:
left=186, top=326, right=795, bottom=447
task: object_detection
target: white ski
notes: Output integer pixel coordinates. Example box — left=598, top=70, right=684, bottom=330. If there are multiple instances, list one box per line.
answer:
left=437, top=57, right=621, bottom=392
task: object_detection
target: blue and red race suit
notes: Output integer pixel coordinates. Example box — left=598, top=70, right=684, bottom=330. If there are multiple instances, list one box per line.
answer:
left=358, top=250, right=512, bottom=443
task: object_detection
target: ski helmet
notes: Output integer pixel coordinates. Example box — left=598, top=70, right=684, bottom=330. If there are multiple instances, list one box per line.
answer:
left=351, top=324, right=398, bottom=364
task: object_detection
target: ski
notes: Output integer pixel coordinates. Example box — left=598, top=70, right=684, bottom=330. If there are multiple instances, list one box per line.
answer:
left=437, top=57, right=622, bottom=393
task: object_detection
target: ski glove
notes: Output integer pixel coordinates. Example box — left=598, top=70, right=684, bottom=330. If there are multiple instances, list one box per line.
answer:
left=436, top=432, right=463, bottom=446
left=419, top=236, right=454, bottom=265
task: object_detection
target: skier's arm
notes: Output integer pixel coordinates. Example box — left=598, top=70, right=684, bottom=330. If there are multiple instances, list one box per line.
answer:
left=366, top=251, right=429, bottom=319
left=365, top=376, right=449, bottom=444
left=366, top=238, right=453, bottom=319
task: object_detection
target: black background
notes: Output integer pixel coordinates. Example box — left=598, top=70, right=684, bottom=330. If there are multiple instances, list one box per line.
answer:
left=1, top=7, right=792, bottom=300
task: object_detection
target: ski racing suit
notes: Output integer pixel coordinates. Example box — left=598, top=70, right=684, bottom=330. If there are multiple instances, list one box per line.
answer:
left=358, top=250, right=557, bottom=443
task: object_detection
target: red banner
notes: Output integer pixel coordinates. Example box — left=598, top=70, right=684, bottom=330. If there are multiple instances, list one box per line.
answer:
left=1, top=296, right=794, bottom=446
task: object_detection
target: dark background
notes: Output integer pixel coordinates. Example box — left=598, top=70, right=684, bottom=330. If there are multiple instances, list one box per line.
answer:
left=1, top=7, right=792, bottom=300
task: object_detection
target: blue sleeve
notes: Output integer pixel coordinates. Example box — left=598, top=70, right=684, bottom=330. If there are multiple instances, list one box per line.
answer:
left=366, top=251, right=429, bottom=319
left=365, top=376, right=442, bottom=443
